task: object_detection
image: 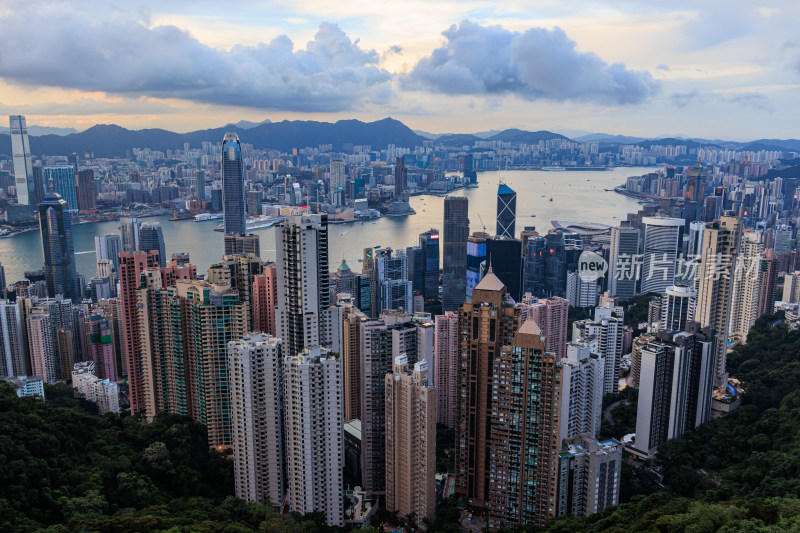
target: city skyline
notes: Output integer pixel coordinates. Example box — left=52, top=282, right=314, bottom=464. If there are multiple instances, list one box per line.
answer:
left=0, top=2, right=799, bottom=139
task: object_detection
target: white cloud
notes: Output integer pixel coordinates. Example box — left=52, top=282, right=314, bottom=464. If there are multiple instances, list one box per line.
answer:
left=402, top=21, right=659, bottom=105
left=0, top=5, right=391, bottom=112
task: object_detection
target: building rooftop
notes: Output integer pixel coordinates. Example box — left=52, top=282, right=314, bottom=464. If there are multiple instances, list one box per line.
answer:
left=474, top=267, right=505, bottom=292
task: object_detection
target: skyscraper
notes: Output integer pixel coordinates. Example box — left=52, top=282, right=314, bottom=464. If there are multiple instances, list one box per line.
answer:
left=434, top=311, right=458, bottom=427
left=283, top=346, right=343, bottom=526
left=485, top=235, right=523, bottom=301
left=27, top=312, right=57, bottom=383
left=729, top=230, right=763, bottom=344
left=222, top=132, right=246, bottom=237
left=456, top=269, right=523, bottom=510
left=119, top=217, right=141, bottom=253
left=139, top=222, right=167, bottom=268
left=573, top=304, right=625, bottom=394
left=414, top=229, right=440, bottom=305
left=496, top=182, right=517, bottom=239
left=87, top=314, right=115, bottom=380
left=376, top=248, right=412, bottom=312
left=442, top=196, right=469, bottom=311
left=195, top=169, right=206, bottom=200
left=487, top=318, right=561, bottom=528
left=696, top=215, right=741, bottom=387
left=522, top=233, right=547, bottom=297
left=76, top=169, right=97, bottom=211
left=394, top=156, right=407, bottom=198
left=276, top=214, right=331, bottom=358
left=43, top=166, right=78, bottom=211
left=526, top=296, right=569, bottom=358
left=252, top=264, right=278, bottom=336
left=330, top=160, right=346, bottom=197
left=466, top=231, right=488, bottom=298
left=640, top=217, right=684, bottom=295
left=608, top=226, right=640, bottom=300
left=660, top=285, right=697, bottom=332
left=0, top=300, right=27, bottom=377
left=9, top=115, right=35, bottom=206
left=228, top=333, right=285, bottom=505
left=94, top=234, right=122, bottom=275
left=118, top=250, right=160, bottom=417
left=39, top=185, right=80, bottom=302
left=385, top=355, right=436, bottom=524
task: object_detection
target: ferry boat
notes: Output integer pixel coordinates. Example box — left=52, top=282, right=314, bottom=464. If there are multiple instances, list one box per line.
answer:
left=194, top=212, right=223, bottom=222
left=541, top=166, right=566, bottom=171
left=213, top=215, right=284, bottom=232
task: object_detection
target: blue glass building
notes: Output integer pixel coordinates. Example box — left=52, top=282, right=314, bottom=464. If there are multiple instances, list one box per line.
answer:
left=222, top=132, right=245, bottom=237
left=39, top=185, right=80, bottom=301
left=43, top=166, right=78, bottom=211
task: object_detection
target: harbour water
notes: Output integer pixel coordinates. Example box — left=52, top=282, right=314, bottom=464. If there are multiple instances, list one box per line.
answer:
left=0, top=167, right=652, bottom=283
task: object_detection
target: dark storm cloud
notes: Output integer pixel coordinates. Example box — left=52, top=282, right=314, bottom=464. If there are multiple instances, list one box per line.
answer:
left=402, top=21, right=660, bottom=105
left=0, top=5, right=390, bottom=112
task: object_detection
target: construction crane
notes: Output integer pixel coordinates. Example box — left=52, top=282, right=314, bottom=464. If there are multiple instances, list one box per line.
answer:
left=477, top=213, right=486, bottom=232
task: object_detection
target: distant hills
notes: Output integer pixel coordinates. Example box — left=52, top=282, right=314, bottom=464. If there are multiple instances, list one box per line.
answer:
left=0, top=125, right=77, bottom=136
left=0, top=117, right=798, bottom=158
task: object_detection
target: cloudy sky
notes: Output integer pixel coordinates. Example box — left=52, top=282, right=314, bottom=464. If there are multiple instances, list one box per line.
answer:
left=1, top=0, right=799, bottom=139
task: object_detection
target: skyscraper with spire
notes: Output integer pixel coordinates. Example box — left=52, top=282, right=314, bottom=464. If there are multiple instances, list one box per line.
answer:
left=222, top=132, right=246, bottom=238
left=38, top=182, right=80, bottom=302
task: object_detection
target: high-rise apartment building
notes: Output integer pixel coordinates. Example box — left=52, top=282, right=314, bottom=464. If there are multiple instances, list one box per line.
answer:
left=76, top=169, right=97, bottom=211
left=195, top=169, right=206, bottom=200
left=486, top=318, right=561, bottom=528
left=525, top=296, right=569, bottom=358
left=660, top=285, right=697, bottom=332
left=9, top=115, right=35, bottom=206
left=783, top=271, right=800, bottom=304
left=573, top=304, right=624, bottom=394
left=559, top=340, right=604, bottom=440
left=118, top=250, right=160, bottom=416
left=276, top=214, right=331, bottom=358
left=757, top=250, right=778, bottom=317
left=434, top=311, right=458, bottom=427
left=223, top=233, right=261, bottom=257
left=222, top=132, right=246, bottom=238
left=330, top=160, right=346, bottom=196
left=634, top=327, right=716, bottom=455
left=0, top=300, right=27, bottom=377
left=385, top=356, right=436, bottom=524
left=496, top=182, right=517, bottom=239
left=729, top=230, right=763, bottom=343
left=228, top=334, right=285, bottom=505
left=442, top=196, right=469, bottom=311
left=608, top=226, right=640, bottom=300
left=376, top=248, right=412, bottom=312
left=556, top=437, right=621, bottom=518
left=696, top=215, right=741, bottom=387
left=72, top=361, right=120, bottom=414
left=252, top=263, right=278, bottom=336
left=283, top=346, right=343, bottom=526
left=341, top=301, right=367, bottom=421
left=87, top=314, right=115, bottom=380
left=456, top=268, right=523, bottom=509
left=39, top=186, right=80, bottom=302
left=640, top=217, right=684, bottom=295
left=27, top=313, right=57, bottom=383
left=208, top=253, right=262, bottom=331
left=360, top=310, right=432, bottom=496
